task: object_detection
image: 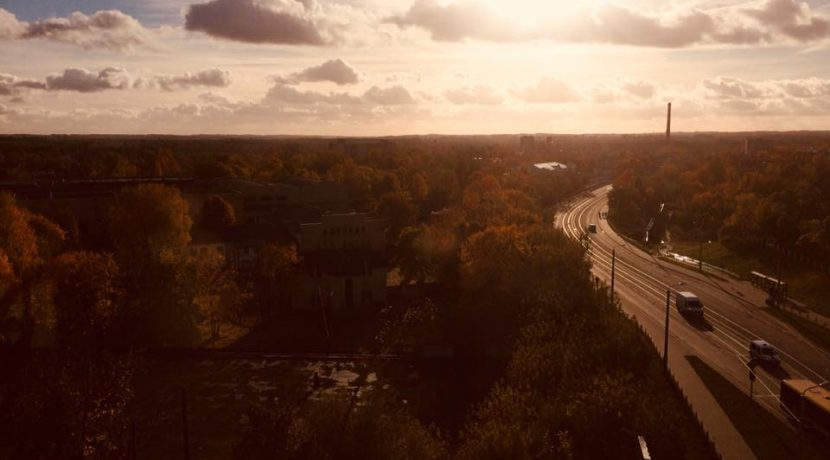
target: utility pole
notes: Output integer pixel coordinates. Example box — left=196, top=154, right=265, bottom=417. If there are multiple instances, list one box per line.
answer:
left=664, top=289, right=671, bottom=370
left=610, top=249, right=616, bottom=303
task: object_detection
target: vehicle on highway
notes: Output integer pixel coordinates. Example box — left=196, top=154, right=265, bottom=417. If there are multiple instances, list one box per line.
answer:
left=780, top=379, right=830, bottom=439
left=675, top=291, right=704, bottom=317
left=750, top=271, right=788, bottom=305
left=587, top=223, right=597, bottom=233
left=750, top=339, right=781, bottom=366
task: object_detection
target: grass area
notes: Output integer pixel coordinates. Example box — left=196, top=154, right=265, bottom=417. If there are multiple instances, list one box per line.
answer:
left=671, top=239, right=830, bottom=318
left=686, top=356, right=826, bottom=460
left=763, top=307, right=830, bottom=352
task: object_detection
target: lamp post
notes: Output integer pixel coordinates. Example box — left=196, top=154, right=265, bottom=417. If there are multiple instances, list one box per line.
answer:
left=698, top=239, right=711, bottom=273
left=609, top=243, right=626, bottom=304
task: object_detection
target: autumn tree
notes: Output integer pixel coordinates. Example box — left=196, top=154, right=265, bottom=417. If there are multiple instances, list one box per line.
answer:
left=376, top=192, right=417, bottom=246
left=108, top=184, right=196, bottom=346
left=202, top=195, right=237, bottom=232
left=0, top=193, right=65, bottom=348
left=256, top=243, right=300, bottom=324
left=181, top=248, right=243, bottom=339
left=52, top=251, right=121, bottom=352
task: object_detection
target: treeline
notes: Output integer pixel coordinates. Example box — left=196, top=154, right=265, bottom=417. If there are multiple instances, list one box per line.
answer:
left=609, top=144, right=830, bottom=263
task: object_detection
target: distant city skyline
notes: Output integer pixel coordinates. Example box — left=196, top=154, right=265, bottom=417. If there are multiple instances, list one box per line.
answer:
left=1, top=0, right=830, bottom=135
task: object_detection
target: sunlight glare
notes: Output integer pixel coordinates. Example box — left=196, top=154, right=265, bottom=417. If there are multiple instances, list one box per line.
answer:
left=481, top=0, right=604, bottom=27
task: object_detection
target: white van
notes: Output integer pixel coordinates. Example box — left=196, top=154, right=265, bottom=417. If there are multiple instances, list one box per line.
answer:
left=676, top=291, right=704, bottom=317
left=750, top=339, right=780, bottom=366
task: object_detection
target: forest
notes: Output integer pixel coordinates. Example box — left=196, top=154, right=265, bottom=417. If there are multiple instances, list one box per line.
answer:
left=0, top=135, right=718, bottom=459
left=608, top=133, right=830, bottom=313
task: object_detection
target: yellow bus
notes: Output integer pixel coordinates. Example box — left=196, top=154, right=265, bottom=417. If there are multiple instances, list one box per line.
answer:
left=780, top=379, right=830, bottom=438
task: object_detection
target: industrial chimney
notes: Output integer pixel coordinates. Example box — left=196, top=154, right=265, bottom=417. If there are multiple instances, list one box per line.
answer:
left=666, top=102, right=672, bottom=141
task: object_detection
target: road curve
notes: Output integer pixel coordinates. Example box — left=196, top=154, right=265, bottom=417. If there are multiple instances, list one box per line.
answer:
left=558, top=185, right=830, bottom=459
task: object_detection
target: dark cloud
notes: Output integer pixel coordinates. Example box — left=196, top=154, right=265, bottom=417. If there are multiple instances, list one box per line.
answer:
left=185, top=0, right=325, bottom=45
left=152, top=69, right=231, bottom=91
left=1, top=9, right=151, bottom=51
left=513, top=78, right=579, bottom=104
left=45, top=68, right=131, bottom=93
left=277, top=59, right=360, bottom=85
left=444, top=86, right=503, bottom=105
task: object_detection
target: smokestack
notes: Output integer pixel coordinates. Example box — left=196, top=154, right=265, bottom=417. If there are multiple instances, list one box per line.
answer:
left=666, top=102, right=672, bottom=141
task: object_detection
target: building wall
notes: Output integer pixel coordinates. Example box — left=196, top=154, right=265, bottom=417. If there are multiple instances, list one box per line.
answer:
left=297, top=213, right=385, bottom=252
left=293, top=268, right=386, bottom=314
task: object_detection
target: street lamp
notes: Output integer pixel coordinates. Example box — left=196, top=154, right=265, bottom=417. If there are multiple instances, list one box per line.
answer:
left=664, top=282, right=685, bottom=370
left=610, top=242, right=626, bottom=304
left=698, top=240, right=712, bottom=273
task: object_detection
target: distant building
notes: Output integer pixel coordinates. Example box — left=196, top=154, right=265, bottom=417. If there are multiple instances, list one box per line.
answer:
left=292, top=213, right=387, bottom=314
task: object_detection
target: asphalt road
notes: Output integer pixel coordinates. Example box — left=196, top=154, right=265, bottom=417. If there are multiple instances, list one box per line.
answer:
left=558, top=185, right=830, bottom=459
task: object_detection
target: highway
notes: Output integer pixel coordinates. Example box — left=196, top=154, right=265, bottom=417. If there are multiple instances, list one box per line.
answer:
left=558, top=185, right=830, bottom=458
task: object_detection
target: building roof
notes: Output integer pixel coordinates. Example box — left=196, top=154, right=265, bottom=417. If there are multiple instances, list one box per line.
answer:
left=533, top=162, right=568, bottom=171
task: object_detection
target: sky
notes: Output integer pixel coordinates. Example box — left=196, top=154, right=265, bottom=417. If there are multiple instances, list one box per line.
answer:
left=1, top=0, right=830, bottom=135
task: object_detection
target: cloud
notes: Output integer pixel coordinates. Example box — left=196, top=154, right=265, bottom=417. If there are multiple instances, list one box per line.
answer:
left=0, top=8, right=25, bottom=39
left=622, top=81, right=656, bottom=99
left=264, top=83, right=415, bottom=106
left=585, top=5, right=716, bottom=48
left=0, top=73, right=46, bottom=96
left=45, top=68, right=131, bottom=93
left=390, top=0, right=830, bottom=47
left=1, top=68, right=233, bottom=96
left=744, top=0, right=830, bottom=42
left=702, top=77, right=766, bottom=99
left=277, top=59, right=360, bottom=85
left=389, top=0, right=516, bottom=42
left=444, top=86, right=503, bottom=105
left=4, top=9, right=152, bottom=51
left=151, top=69, right=231, bottom=91
left=513, top=78, right=580, bottom=104
left=185, top=0, right=325, bottom=45
left=364, top=85, right=416, bottom=105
